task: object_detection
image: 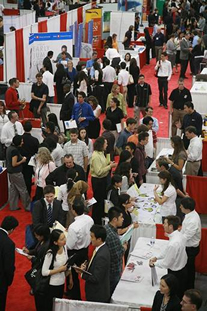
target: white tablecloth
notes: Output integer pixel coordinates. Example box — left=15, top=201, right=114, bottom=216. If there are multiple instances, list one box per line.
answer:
left=129, top=183, right=161, bottom=252
left=190, top=81, right=207, bottom=114
left=201, top=68, right=207, bottom=74
left=146, top=148, right=187, bottom=190
left=112, top=237, right=168, bottom=309
left=54, top=298, right=129, bottom=311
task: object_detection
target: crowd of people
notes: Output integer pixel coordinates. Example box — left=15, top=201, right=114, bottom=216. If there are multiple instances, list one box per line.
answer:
left=0, top=1, right=206, bottom=311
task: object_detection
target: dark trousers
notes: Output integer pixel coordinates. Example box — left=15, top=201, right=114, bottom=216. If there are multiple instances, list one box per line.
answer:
left=186, top=246, right=200, bottom=289
left=104, top=82, right=113, bottom=111
left=67, top=248, right=88, bottom=300
left=180, top=59, right=188, bottom=78
left=146, top=47, right=151, bottom=64
left=46, top=284, right=64, bottom=311
left=33, top=186, right=43, bottom=201
left=91, top=176, right=107, bottom=225
left=127, top=83, right=136, bottom=108
left=22, top=162, right=34, bottom=195
left=110, top=273, right=121, bottom=297
left=0, top=289, right=7, bottom=311
left=168, top=266, right=187, bottom=299
left=158, top=77, right=168, bottom=106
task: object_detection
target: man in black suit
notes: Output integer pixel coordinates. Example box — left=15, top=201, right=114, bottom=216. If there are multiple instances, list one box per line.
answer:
left=46, top=154, right=86, bottom=186
left=59, top=84, right=75, bottom=133
left=76, top=225, right=110, bottom=303
left=20, top=121, right=39, bottom=195
left=32, top=185, right=65, bottom=227
left=0, top=216, right=19, bottom=311
left=43, top=51, right=53, bottom=74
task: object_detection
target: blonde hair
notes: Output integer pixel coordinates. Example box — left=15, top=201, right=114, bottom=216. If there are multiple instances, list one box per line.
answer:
left=111, top=84, right=119, bottom=93
left=37, top=147, right=53, bottom=165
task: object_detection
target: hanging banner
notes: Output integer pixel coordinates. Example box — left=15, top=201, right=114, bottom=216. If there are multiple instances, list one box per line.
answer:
left=76, top=23, right=83, bottom=57
left=85, top=7, right=102, bottom=48
left=28, top=32, right=73, bottom=82
left=87, top=20, right=93, bottom=45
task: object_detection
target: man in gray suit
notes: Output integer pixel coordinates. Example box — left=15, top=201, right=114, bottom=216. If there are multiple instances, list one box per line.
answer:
left=180, top=33, right=192, bottom=79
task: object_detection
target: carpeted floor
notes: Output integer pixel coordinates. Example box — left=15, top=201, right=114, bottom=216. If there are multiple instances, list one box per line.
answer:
left=0, top=58, right=192, bottom=311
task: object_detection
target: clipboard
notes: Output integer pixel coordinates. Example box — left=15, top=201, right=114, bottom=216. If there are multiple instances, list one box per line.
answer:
left=72, top=265, right=92, bottom=276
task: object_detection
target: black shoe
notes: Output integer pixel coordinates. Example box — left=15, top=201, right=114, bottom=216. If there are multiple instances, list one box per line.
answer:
left=159, top=103, right=163, bottom=107
left=184, top=76, right=188, bottom=79
left=164, top=105, right=168, bottom=109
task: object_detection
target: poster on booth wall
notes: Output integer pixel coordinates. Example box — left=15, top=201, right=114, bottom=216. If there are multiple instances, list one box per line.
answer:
left=85, top=7, right=102, bottom=49
left=28, top=31, right=73, bottom=82
left=118, top=0, right=142, bottom=14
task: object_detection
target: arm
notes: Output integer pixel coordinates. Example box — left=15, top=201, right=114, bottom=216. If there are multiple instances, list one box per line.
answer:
left=42, top=252, right=67, bottom=276
left=169, top=100, right=173, bottom=114
left=31, top=92, right=46, bottom=102
left=181, top=221, right=200, bottom=242
left=12, top=155, right=26, bottom=167
left=85, top=105, right=95, bottom=122
left=121, top=95, right=127, bottom=116
left=154, top=191, right=169, bottom=205
left=82, top=254, right=109, bottom=283
left=3, top=241, right=15, bottom=286
left=66, top=227, right=78, bottom=250
left=5, top=90, right=21, bottom=110
left=152, top=118, right=159, bottom=133
left=37, top=94, right=47, bottom=114
left=154, top=244, right=179, bottom=269
left=167, top=62, right=172, bottom=81
left=45, top=170, right=56, bottom=186
left=83, top=156, right=88, bottom=172
left=91, top=155, right=111, bottom=177
left=1, top=127, right=12, bottom=146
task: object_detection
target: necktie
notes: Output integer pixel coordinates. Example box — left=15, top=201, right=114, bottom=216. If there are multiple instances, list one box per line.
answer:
left=47, top=203, right=53, bottom=226
left=78, top=106, right=82, bottom=123
left=87, top=249, right=97, bottom=270
left=13, top=123, right=18, bottom=136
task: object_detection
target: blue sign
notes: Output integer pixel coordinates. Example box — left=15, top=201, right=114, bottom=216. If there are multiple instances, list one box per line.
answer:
left=29, top=32, right=73, bottom=45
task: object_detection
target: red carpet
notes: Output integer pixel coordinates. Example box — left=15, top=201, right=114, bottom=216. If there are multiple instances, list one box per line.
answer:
left=0, top=58, right=192, bottom=311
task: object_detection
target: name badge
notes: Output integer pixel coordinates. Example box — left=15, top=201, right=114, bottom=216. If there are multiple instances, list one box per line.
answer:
left=184, top=95, right=187, bottom=98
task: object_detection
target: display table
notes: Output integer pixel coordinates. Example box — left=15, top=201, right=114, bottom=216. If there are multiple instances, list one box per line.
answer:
left=128, top=183, right=162, bottom=252
left=190, top=81, right=207, bottom=114
left=201, top=68, right=207, bottom=74
left=0, top=168, right=8, bottom=208
left=111, top=237, right=168, bottom=309
left=146, top=148, right=187, bottom=190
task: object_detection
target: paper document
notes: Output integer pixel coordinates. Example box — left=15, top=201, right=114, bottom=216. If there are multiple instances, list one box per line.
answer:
left=151, top=266, right=159, bottom=286
left=86, top=197, right=97, bottom=208
left=120, top=225, right=134, bottom=244
left=15, top=248, right=33, bottom=257
left=127, top=184, right=140, bottom=198
left=64, top=120, right=77, bottom=129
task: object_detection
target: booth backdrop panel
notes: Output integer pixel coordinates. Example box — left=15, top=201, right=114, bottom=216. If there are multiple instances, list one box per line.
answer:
left=23, top=25, right=31, bottom=82
left=186, top=176, right=207, bottom=214
left=47, top=15, right=60, bottom=32
left=195, top=228, right=207, bottom=274
left=60, top=12, right=67, bottom=31
left=156, top=224, right=169, bottom=240
left=5, top=31, right=16, bottom=81
left=67, top=11, right=73, bottom=32
left=202, top=141, right=207, bottom=172
left=38, top=20, right=48, bottom=32
left=15, top=28, right=25, bottom=82
left=110, top=12, right=135, bottom=43
left=31, top=23, right=38, bottom=33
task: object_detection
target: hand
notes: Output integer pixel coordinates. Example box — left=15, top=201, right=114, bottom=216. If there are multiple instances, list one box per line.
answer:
left=123, top=241, right=128, bottom=251
left=78, top=117, right=85, bottom=123
left=154, top=185, right=159, bottom=192
left=68, top=275, right=73, bottom=290
left=133, top=222, right=139, bottom=229
left=149, top=257, right=157, bottom=267
left=22, top=247, right=29, bottom=254
left=170, top=108, right=173, bottom=115
left=22, top=157, right=27, bottom=163
left=59, top=264, right=67, bottom=273
left=27, top=255, right=33, bottom=260
left=110, top=161, right=117, bottom=169
left=164, top=156, right=171, bottom=164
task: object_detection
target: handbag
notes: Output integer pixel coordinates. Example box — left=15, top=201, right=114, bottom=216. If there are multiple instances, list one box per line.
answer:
left=128, top=74, right=134, bottom=85
left=104, top=190, right=114, bottom=213
left=25, top=267, right=38, bottom=289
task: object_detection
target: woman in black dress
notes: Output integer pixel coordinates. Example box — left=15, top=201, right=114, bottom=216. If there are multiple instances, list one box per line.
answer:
left=54, top=64, right=66, bottom=104
left=87, top=95, right=101, bottom=139
left=127, top=58, right=140, bottom=108
left=144, top=28, right=153, bottom=65
left=152, top=274, right=181, bottom=311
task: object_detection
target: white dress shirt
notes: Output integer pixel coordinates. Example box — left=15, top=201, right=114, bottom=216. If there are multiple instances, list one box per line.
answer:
left=44, top=198, right=54, bottom=210
left=1, top=121, right=24, bottom=147
left=105, top=48, right=120, bottom=62
left=0, top=114, right=9, bottom=137
left=155, top=60, right=172, bottom=80
left=102, top=65, right=116, bottom=83
left=158, top=184, right=177, bottom=217
left=187, top=136, right=203, bottom=161
left=140, top=116, right=159, bottom=133
left=145, top=130, right=154, bottom=158
left=42, top=246, right=68, bottom=285
left=155, top=230, right=187, bottom=271
left=43, top=70, right=55, bottom=97
left=118, top=69, right=129, bottom=87
left=57, top=183, right=69, bottom=211
left=66, top=214, right=94, bottom=250
left=181, top=210, right=201, bottom=247
left=51, top=143, right=64, bottom=167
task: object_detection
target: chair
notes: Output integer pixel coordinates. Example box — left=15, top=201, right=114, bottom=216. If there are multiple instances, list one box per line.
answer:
left=195, top=228, right=207, bottom=274
left=140, top=307, right=152, bottom=311
left=186, top=176, right=207, bottom=214
left=156, top=224, right=169, bottom=240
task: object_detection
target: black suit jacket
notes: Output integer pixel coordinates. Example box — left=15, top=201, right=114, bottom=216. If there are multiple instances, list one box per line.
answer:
left=32, top=198, right=65, bottom=227
left=20, top=133, right=39, bottom=162
left=59, top=92, right=75, bottom=121
left=46, top=163, right=86, bottom=186
left=152, top=291, right=181, bottom=311
left=0, top=229, right=15, bottom=293
left=82, top=244, right=110, bottom=303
